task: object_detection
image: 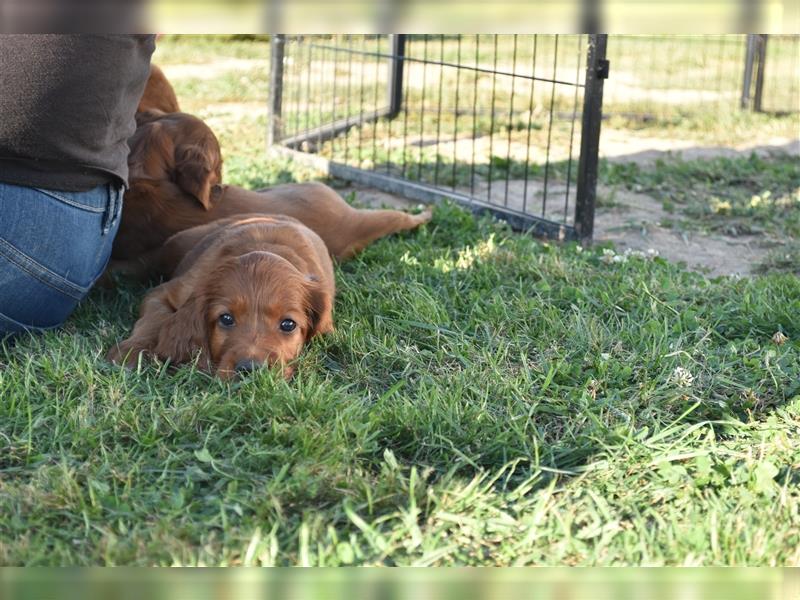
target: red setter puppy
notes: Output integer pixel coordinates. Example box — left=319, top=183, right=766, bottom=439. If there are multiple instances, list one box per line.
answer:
left=127, top=110, right=223, bottom=209
left=113, top=109, right=224, bottom=259
left=137, top=64, right=180, bottom=113
left=107, top=215, right=335, bottom=379
left=115, top=111, right=430, bottom=263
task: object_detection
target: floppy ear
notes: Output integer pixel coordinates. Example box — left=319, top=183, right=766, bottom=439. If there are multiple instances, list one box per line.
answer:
left=135, top=109, right=167, bottom=126
left=305, top=276, right=334, bottom=340
left=174, top=144, right=217, bottom=210
left=107, top=279, right=186, bottom=367
left=153, top=284, right=211, bottom=369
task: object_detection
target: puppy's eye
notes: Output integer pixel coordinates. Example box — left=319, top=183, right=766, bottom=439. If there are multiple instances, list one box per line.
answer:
left=218, top=313, right=235, bottom=327
left=279, top=319, right=296, bottom=332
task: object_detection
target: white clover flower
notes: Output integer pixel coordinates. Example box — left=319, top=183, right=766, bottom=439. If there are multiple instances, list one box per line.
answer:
left=670, top=366, right=695, bottom=388
left=623, top=248, right=647, bottom=260
left=600, top=248, right=616, bottom=264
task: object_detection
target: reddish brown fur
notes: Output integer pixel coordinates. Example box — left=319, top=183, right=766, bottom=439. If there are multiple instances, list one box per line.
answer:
left=137, top=64, right=180, bottom=113
left=113, top=111, right=431, bottom=262
left=107, top=216, right=335, bottom=379
left=114, top=110, right=224, bottom=259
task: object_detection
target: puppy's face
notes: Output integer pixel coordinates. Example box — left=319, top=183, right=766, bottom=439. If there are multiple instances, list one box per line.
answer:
left=202, top=252, right=323, bottom=379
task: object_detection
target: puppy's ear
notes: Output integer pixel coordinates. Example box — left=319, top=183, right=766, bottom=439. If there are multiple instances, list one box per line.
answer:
left=174, top=144, right=219, bottom=210
left=153, top=283, right=211, bottom=369
left=304, top=276, right=334, bottom=340
left=135, top=109, right=167, bottom=126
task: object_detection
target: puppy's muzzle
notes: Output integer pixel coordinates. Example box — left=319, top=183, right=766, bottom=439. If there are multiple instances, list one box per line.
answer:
left=234, top=358, right=262, bottom=374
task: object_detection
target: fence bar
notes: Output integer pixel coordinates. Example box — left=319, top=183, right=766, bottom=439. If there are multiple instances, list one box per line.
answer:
left=268, top=34, right=286, bottom=146
left=574, top=34, right=608, bottom=243
left=305, top=40, right=584, bottom=88
left=387, top=34, right=406, bottom=119
left=741, top=34, right=756, bottom=109
left=753, top=34, right=768, bottom=112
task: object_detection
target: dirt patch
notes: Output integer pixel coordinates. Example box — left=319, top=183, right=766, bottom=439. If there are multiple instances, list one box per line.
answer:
left=592, top=187, right=770, bottom=277
left=340, top=179, right=775, bottom=278
left=200, top=103, right=268, bottom=129
left=600, top=132, right=799, bottom=165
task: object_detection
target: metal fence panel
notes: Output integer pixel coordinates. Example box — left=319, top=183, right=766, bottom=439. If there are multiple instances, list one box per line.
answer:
left=270, top=35, right=605, bottom=242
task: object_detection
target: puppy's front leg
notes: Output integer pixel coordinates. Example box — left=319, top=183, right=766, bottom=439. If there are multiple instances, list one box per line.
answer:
left=106, top=282, right=180, bottom=367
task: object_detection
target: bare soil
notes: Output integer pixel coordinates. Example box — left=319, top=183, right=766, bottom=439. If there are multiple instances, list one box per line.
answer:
left=342, top=134, right=800, bottom=278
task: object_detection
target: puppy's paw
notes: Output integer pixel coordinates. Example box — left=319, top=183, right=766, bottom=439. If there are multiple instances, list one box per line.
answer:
left=411, top=207, right=433, bottom=226
left=106, top=341, right=148, bottom=369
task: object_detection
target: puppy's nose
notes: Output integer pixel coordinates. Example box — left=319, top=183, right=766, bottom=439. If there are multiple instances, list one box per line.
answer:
left=234, top=358, right=261, bottom=374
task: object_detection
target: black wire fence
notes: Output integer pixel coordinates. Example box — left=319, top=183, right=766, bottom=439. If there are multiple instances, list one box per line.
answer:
left=759, top=35, right=800, bottom=113
left=267, top=34, right=795, bottom=242
left=269, top=34, right=607, bottom=242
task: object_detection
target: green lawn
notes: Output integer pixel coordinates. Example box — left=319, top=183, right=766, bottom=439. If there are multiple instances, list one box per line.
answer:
left=1, top=203, right=799, bottom=565
left=0, top=36, right=799, bottom=566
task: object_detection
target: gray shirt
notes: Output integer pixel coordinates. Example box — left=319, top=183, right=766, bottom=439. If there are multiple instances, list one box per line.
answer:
left=0, top=34, right=155, bottom=191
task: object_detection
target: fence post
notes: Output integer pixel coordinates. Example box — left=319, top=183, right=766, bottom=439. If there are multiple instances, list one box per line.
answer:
left=575, top=34, right=608, bottom=244
left=741, top=34, right=756, bottom=109
left=268, top=34, right=286, bottom=146
left=753, top=34, right=768, bottom=112
left=386, top=34, right=406, bottom=119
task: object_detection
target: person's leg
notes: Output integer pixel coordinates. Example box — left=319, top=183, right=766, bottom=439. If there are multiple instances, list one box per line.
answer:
left=0, top=182, right=123, bottom=336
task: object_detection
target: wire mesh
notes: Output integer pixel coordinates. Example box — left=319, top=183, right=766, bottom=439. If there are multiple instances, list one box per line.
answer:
left=272, top=34, right=592, bottom=240
left=760, top=35, right=800, bottom=113
left=603, top=34, right=799, bottom=118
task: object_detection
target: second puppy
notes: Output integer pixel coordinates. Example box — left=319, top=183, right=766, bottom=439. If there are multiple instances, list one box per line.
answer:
left=113, top=110, right=431, bottom=263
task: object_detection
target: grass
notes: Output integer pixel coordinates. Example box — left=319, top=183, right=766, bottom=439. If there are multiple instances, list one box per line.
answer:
left=757, top=242, right=800, bottom=276
left=1, top=203, right=799, bottom=565
left=154, top=35, right=268, bottom=65
left=1, top=36, right=799, bottom=566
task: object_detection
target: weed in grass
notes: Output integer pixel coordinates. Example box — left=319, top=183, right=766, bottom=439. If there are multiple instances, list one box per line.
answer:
left=600, top=153, right=800, bottom=239
left=756, top=241, right=800, bottom=276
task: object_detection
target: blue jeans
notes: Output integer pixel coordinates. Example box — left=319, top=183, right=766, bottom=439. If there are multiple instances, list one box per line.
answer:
left=0, top=181, right=123, bottom=336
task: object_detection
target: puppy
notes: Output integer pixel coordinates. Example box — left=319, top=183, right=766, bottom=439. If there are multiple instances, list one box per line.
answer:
left=107, top=215, right=334, bottom=379
left=125, top=65, right=430, bottom=261
left=137, top=64, right=180, bottom=113
left=128, top=110, right=222, bottom=208
left=115, top=113, right=430, bottom=262
left=114, top=110, right=224, bottom=259
left=113, top=176, right=432, bottom=263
